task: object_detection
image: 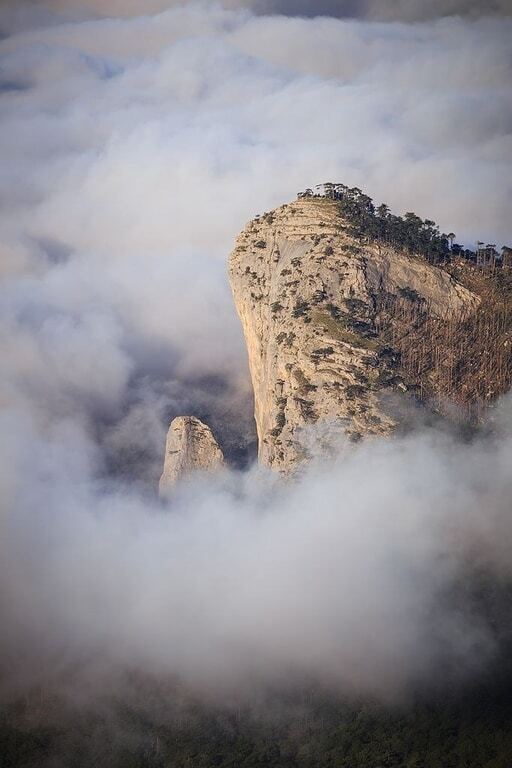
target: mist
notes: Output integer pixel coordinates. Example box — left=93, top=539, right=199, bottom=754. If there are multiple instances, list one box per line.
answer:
left=2, top=405, right=512, bottom=703
left=0, top=0, right=511, bottom=710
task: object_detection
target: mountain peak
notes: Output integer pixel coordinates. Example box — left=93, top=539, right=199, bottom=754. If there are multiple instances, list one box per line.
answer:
left=229, top=193, right=488, bottom=471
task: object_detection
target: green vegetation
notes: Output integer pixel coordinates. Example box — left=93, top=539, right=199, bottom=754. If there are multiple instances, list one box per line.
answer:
left=269, top=409, right=286, bottom=437
left=345, top=384, right=366, bottom=399
left=311, top=346, right=334, bottom=360
left=312, top=310, right=379, bottom=351
left=293, top=396, right=318, bottom=422
left=293, top=368, right=317, bottom=393
left=2, top=677, right=512, bottom=768
left=298, top=184, right=471, bottom=265
left=343, top=298, right=368, bottom=315
left=271, top=301, right=285, bottom=315
left=292, top=299, right=311, bottom=319
left=398, top=286, right=423, bottom=303
left=276, top=331, right=296, bottom=348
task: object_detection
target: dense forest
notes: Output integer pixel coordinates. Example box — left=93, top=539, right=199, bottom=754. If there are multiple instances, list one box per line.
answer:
left=298, top=184, right=499, bottom=266
left=2, top=673, right=512, bottom=767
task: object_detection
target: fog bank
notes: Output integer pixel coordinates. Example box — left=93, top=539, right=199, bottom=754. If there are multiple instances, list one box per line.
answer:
left=0, top=0, right=511, bottom=706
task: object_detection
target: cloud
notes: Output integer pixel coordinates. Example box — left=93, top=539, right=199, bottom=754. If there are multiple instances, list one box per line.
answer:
left=240, top=0, right=512, bottom=21
left=0, top=0, right=511, bottom=708
left=2, top=0, right=510, bottom=31
left=1, top=409, right=512, bottom=702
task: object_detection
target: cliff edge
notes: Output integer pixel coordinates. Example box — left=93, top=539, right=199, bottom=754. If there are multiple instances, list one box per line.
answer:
left=229, top=197, right=480, bottom=472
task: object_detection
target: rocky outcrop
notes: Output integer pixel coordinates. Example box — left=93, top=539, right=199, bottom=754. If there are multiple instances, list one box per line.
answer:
left=229, top=197, right=479, bottom=472
left=159, top=416, right=224, bottom=495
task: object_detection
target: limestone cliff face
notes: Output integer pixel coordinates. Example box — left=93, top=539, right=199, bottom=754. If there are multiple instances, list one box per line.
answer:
left=229, top=198, right=479, bottom=472
left=159, top=416, right=224, bottom=495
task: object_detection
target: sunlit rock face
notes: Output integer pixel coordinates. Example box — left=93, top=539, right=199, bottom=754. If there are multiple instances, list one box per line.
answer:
left=159, top=416, right=225, bottom=495
left=229, top=197, right=478, bottom=472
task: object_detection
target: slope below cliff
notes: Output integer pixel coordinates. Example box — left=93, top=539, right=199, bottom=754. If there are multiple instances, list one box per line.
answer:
left=229, top=197, right=481, bottom=472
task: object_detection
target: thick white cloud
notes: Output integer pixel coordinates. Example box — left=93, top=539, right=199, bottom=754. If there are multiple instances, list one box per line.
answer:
left=0, top=0, right=511, bottom=702
left=2, top=411, right=512, bottom=700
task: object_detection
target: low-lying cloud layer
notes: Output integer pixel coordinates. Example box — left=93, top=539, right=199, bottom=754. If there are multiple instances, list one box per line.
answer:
left=2, top=410, right=512, bottom=701
left=0, top=0, right=511, bottom=703
left=3, top=0, right=512, bottom=29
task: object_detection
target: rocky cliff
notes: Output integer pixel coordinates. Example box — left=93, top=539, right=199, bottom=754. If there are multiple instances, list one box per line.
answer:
left=229, top=197, right=480, bottom=472
left=159, top=416, right=224, bottom=495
